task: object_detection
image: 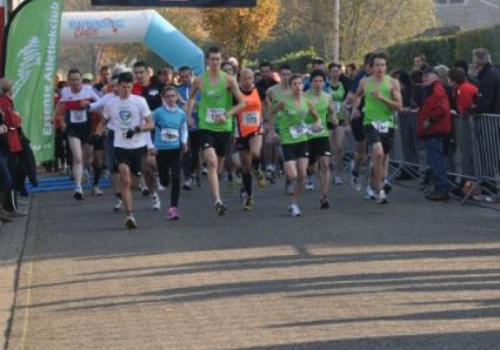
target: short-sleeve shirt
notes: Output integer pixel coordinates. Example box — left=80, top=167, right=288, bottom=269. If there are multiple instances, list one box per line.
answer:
left=103, top=95, right=151, bottom=149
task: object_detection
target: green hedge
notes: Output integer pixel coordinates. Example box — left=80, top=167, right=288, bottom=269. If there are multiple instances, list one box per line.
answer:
left=387, top=24, right=500, bottom=70
left=387, top=36, right=457, bottom=70
left=272, top=48, right=322, bottom=73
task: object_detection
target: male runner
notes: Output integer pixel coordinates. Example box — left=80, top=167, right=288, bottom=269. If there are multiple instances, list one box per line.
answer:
left=270, top=74, right=321, bottom=216
left=305, top=70, right=336, bottom=209
left=352, top=52, right=402, bottom=204
left=265, top=64, right=292, bottom=187
left=235, top=68, right=264, bottom=210
left=96, top=72, right=154, bottom=229
left=186, top=46, right=246, bottom=215
left=132, top=61, right=162, bottom=210
left=56, top=68, right=100, bottom=201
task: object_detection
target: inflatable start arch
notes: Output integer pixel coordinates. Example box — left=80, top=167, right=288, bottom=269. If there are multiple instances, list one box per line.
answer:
left=60, top=10, right=205, bottom=74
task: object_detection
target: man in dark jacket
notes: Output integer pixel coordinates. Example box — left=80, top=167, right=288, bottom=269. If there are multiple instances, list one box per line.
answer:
left=471, top=48, right=500, bottom=114
left=0, top=112, right=12, bottom=222
left=418, top=68, right=453, bottom=201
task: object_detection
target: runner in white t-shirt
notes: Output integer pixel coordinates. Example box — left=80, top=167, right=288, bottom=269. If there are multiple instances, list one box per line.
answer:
left=95, top=72, right=154, bottom=229
left=55, top=68, right=101, bottom=201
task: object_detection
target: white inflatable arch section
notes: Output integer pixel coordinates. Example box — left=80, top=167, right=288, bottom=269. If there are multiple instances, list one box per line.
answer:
left=60, top=10, right=205, bottom=74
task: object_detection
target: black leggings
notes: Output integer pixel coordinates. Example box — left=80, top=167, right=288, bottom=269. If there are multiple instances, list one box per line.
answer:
left=157, top=149, right=181, bottom=208
left=182, top=130, right=202, bottom=178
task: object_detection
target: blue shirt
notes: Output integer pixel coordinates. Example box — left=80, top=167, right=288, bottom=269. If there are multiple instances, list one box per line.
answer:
left=152, top=106, right=188, bottom=150
left=177, top=84, right=200, bottom=131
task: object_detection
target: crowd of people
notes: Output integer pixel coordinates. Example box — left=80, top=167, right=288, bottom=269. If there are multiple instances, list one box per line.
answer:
left=0, top=45, right=497, bottom=228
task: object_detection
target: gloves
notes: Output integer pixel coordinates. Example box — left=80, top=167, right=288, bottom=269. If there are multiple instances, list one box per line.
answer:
left=125, top=127, right=142, bottom=139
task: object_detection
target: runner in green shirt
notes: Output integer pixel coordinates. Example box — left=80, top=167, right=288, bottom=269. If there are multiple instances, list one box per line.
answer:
left=305, top=70, right=336, bottom=209
left=270, top=74, right=321, bottom=217
left=186, top=47, right=246, bottom=216
left=328, top=62, right=349, bottom=186
left=352, top=52, right=402, bottom=204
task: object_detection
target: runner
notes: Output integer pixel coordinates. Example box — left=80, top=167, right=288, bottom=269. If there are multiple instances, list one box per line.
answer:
left=270, top=74, right=322, bottom=216
left=132, top=61, right=162, bottom=210
left=177, top=66, right=202, bottom=190
left=305, top=70, right=337, bottom=209
left=235, top=68, right=264, bottom=210
left=55, top=68, right=101, bottom=201
left=265, top=64, right=292, bottom=188
left=185, top=46, right=246, bottom=216
left=94, top=65, right=111, bottom=94
left=152, top=86, right=188, bottom=220
left=351, top=52, right=402, bottom=204
left=96, top=72, right=154, bottom=229
left=344, top=53, right=374, bottom=191
left=328, top=62, right=350, bottom=185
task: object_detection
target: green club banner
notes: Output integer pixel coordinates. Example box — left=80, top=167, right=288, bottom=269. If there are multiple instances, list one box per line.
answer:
left=4, top=0, right=64, bottom=162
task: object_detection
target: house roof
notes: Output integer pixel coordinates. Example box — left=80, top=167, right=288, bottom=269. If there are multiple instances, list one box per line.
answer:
left=435, top=0, right=500, bottom=29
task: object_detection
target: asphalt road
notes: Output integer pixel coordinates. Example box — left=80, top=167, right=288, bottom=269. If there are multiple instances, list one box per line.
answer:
left=4, top=176, right=500, bottom=350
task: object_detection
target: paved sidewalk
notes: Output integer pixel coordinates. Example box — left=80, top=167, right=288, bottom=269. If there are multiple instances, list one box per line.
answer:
left=4, top=180, right=500, bottom=350
left=0, top=200, right=30, bottom=350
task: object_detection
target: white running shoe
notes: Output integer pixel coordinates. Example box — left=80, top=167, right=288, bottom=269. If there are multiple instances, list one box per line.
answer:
left=113, top=198, right=123, bottom=211
left=124, top=215, right=138, bottom=229
left=288, top=203, right=302, bottom=217
left=93, top=186, right=104, bottom=196
left=376, top=189, right=389, bottom=204
left=365, top=185, right=376, bottom=200
left=305, top=176, right=314, bottom=191
left=151, top=194, right=161, bottom=211
left=334, top=176, right=343, bottom=186
left=74, top=187, right=84, bottom=201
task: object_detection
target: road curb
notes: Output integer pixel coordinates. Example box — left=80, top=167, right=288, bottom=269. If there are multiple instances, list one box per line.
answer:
left=0, top=197, right=33, bottom=350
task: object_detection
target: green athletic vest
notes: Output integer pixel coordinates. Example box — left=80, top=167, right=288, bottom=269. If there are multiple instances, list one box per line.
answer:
left=198, top=71, right=233, bottom=132
left=363, top=75, right=394, bottom=128
left=330, top=82, right=346, bottom=120
left=305, top=90, right=329, bottom=139
left=279, top=96, right=309, bottom=145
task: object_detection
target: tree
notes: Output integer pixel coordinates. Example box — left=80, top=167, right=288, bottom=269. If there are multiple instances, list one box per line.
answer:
left=201, top=0, right=280, bottom=65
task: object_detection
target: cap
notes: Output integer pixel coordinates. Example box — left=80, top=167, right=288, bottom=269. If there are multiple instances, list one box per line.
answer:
left=82, top=73, right=94, bottom=82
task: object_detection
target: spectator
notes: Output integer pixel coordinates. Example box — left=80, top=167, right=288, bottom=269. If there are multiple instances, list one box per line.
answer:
left=393, top=69, right=415, bottom=109
left=0, top=112, right=12, bottom=222
left=0, top=79, right=27, bottom=216
left=453, top=59, right=478, bottom=86
left=448, top=67, right=478, bottom=115
left=471, top=48, right=500, bottom=114
left=345, top=63, right=358, bottom=80
left=413, top=53, right=426, bottom=70
left=418, top=68, right=453, bottom=201
left=434, top=65, right=453, bottom=105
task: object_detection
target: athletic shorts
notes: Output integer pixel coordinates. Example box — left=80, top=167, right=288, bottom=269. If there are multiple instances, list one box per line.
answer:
left=93, top=134, right=105, bottom=151
left=282, top=141, right=309, bottom=162
left=350, top=117, right=366, bottom=142
left=308, top=137, right=332, bottom=164
left=66, top=126, right=92, bottom=144
left=113, top=147, right=146, bottom=177
left=363, top=125, right=395, bottom=155
left=235, top=132, right=260, bottom=151
left=199, top=129, right=231, bottom=158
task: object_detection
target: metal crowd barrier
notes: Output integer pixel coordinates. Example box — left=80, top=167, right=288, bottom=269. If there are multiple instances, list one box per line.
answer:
left=342, top=111, right=500, bottom=206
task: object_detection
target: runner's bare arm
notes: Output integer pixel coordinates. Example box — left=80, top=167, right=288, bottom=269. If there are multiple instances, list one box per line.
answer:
left=95, top=117, right=109, bottom=137
left=141, top=116, right=155, bottom=132
left=185, top=77, right=201, bottom=126
left=264, top=88, right=274, bottom=124
left=54, top=102, right=66, bottom=129
left=351, top=80, right=366, bottom=119
left=326, top=95, right=338, bottom=125
left=226, top=76, right=247, bottom=118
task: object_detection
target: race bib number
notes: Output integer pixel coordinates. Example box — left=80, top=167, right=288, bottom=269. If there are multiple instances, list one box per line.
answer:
left=206, top=108, right=226, bottom=123
left=70, top=110, right=88, bottom=124
left=307, top=124, right=323, bottom=135
left=161, top=128, right=180, bottom=142
left=372, top=121, right=390, bottom=133
left=334, top=102, right=342, bottom=114
left=290, top=125, right=308, bottom=139
left=242, top=111, right=260, bottom=126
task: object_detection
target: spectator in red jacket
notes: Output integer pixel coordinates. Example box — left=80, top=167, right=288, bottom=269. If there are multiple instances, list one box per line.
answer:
left=448, top=67, right=478, bottom=114
left=0, top=79, right=27, bottom=216
left=418, top=67, right=453, bottom=201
